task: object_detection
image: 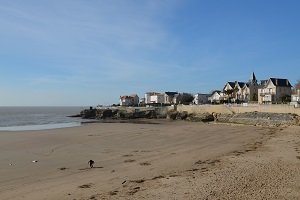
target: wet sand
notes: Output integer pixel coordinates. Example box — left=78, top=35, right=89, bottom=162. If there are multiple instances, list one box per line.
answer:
left=0, top=120, right=299, bottom=199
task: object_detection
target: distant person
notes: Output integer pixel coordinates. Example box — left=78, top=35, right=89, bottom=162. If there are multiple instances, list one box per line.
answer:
left=88, top=160, right=95, bottom=168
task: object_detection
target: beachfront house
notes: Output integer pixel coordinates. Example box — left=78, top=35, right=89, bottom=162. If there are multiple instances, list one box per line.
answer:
left=223, top=72, right=259, bottom=103
left=233, top=82, right=246, bottom=102
left=144, top=91, right=179, bottom=105
left=119, top=94, right=139, bottom=106
left=193, top=93, right=210, bottom=104
left=165, top=92, right=179, bottom=104
left=291, top=88, right=300, bottom=103
left=223, top=81, right=237, bottom=102
left=291, top=94, right=300, bottom=103
left=258, top=78, right=292, bottom=104
left=144, top=92, right=165, bottom=104
left=208, top=90, right=224, bottom=104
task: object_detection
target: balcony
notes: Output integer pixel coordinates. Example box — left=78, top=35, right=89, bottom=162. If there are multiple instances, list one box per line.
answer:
left=259, top=92, right=275, bottom=96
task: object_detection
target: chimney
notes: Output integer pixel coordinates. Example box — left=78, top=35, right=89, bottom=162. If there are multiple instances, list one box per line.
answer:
left=286, top=79, right=288, bottom=86
left=275, top=79, right=278, bottom=85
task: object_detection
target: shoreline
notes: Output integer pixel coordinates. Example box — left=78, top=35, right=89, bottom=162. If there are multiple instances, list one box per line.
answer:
left=0, top=122, right=82, bottom=132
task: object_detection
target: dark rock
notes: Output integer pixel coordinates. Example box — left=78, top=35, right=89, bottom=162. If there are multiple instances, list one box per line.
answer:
left=186, top=112, right=214, bottom=122
left=80, top=109, right=97, bottom=119
left=96, top=109, right=113, bottom=119
left=167, top=110, right=178, bottom=120
left=178, top=111, right=188, bottom=120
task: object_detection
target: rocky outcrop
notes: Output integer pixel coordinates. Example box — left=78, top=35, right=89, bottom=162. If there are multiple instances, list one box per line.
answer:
left=96, top=109, right=113, bottom=119
left=78, top=107, right=164, bottom=120
left=80, top=108, right=97, bottom=119
left=167, top=110, right=214, bottom=122
left=77, top=107, right=299, bottom=127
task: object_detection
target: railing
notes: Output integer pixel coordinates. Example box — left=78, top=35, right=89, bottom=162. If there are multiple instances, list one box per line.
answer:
left=259, top=92, right=275, bottom=96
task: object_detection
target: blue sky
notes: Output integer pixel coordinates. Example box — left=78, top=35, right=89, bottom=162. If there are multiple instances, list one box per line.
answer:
left=0, top=0, right=300, bottom=106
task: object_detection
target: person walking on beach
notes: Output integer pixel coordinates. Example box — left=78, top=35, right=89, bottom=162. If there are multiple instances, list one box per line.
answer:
left=88, top=160, right=95, bottom=168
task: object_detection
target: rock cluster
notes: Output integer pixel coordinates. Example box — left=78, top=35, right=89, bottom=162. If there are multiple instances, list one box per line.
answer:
left=78, top=108, right=162, bottom=120
left=166, top=110, right=214, bottom=122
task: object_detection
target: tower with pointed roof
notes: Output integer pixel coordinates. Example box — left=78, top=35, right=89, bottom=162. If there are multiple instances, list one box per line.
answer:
left=249, top=72, right=257, bottom=85
left=248, top=72, right=258, bottom=101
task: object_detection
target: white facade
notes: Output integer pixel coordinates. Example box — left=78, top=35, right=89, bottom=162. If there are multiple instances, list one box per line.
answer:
left=119, top=94, right=139, bottom=106
left=291, top=89, right=300, bottom=102
left=150, top=94, right=165, bottom=104
left=144, top=92, right=165, bottom=104
left=208, top=91, right=224, bottom=104
left=193, top=94, right=209, bottom=104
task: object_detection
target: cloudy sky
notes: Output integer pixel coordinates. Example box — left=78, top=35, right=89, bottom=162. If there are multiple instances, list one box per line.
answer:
left=1, top=0, right=300, bottom=106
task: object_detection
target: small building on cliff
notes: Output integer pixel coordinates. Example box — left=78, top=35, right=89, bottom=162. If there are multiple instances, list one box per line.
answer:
left=119, top=94, right=139, bottom=106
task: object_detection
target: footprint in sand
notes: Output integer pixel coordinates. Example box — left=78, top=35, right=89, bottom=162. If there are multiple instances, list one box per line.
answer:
left=130, top=179, right=145, bottom=184
left=58, top=167, right=69, bottom=171
left=152, top=175, right=165, bottom=180
left=194, top=159, right=220, bottom=166
left=78, top=183, right=93, bottom=188
left=122, top=154, right=134, bottom=157
left=109, top=190, right=118, bottom=196
left=124, top=159, right=136, bottom=163
left=169, top=174, right=180, bottom=177
left=186, top=168, right=199, bottom=172
left=127, top=187, right=140, bottom=195
left=139, top=162, right=151, bottom=166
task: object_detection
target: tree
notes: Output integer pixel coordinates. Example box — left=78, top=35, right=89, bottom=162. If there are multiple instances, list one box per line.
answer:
left=224, top=89, right=234, bottom=96
left=177, top=93, right=194, bottom=105
left=224, top=89, right=234, bottom=103
left=281, top=95, right=291, bottom=103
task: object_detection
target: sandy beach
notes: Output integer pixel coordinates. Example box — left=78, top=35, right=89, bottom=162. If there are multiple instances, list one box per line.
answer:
left=0, top=120, right=299, bottom=199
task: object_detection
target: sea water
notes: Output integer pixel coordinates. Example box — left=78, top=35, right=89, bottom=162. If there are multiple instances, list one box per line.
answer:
left=0, top=106, right=88, bottom=131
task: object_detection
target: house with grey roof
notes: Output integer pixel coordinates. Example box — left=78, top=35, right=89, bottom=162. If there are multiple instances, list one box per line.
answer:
left=208, top=90, right=224, bottom=104
left=258, top=78, right=292, bottom=104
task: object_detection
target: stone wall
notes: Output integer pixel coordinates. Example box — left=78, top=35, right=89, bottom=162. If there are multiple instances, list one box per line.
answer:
left=173, top=104, right=300, bottom=115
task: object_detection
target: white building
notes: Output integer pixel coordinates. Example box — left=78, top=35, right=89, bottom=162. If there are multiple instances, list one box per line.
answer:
left=208, top=90, right=224, bottom=104
left=119, top=94, right=139, bottom=106
left=144, top=91, right=179, bottom=104
left=193, top=93, right=209, bottom=104
left=291, top=94, right=300, bottom=102
left=164, top=92, right=178, bottom=104
left=291, top=89, right=300, bottom=103
left=144, top=92, right=165, bottom=104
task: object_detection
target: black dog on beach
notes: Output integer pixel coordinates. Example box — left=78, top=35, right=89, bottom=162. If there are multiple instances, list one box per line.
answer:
left=88, top=160, right=95, bottom=168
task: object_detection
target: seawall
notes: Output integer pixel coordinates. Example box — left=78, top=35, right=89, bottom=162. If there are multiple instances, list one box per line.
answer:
left=172, top=104, right=300, bottom=115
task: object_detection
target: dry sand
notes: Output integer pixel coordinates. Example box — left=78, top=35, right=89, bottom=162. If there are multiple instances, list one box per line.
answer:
left=0, top=120, right=299, bottom=199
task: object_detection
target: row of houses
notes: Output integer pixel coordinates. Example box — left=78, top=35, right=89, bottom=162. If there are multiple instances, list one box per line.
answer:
left=119, top=72, right=300, bottom=106
left=119, top=92, right=196, bottom=106
left=219, top=73, right=295, bottom=104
